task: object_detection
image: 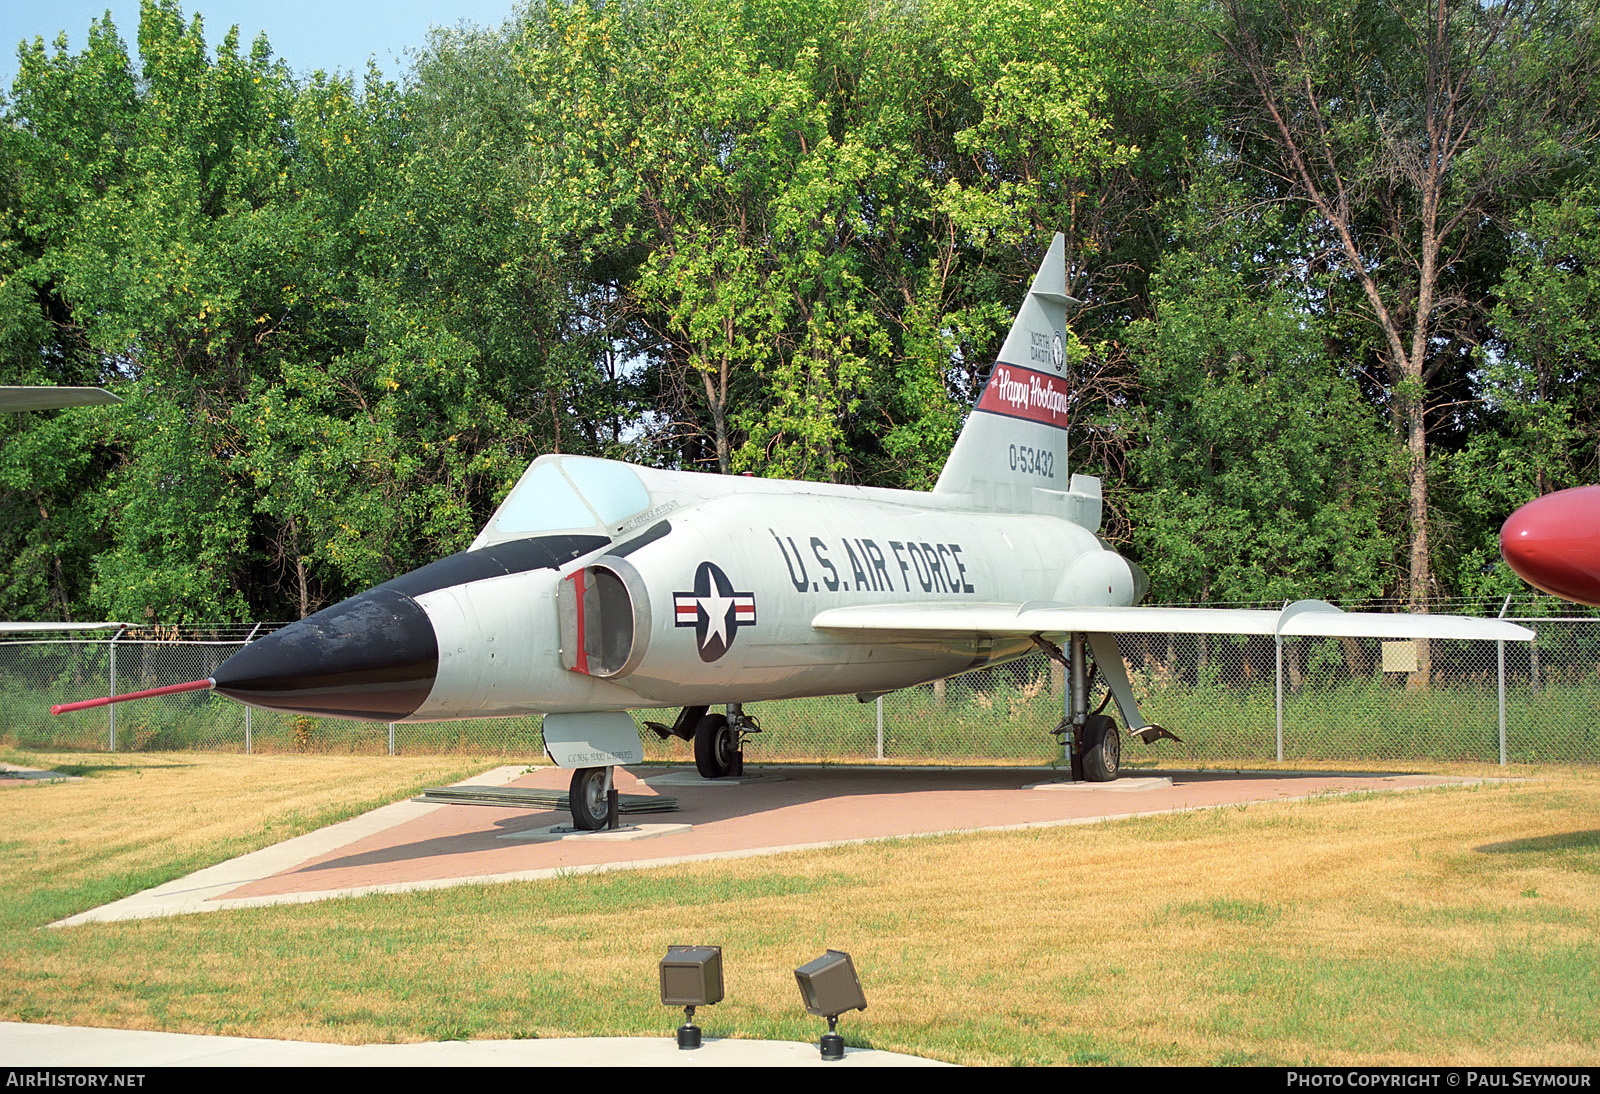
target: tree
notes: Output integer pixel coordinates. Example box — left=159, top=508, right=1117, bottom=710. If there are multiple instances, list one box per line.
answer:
left=1123, top=168, right=1398, bottom=607
left=507, top=0, right=1147, bottom=483
left=0, top=14, right=137, bottom=620
left=1210, top=0, right=1600, bottom=677
left=1442, top=183, right=1600, bottom=599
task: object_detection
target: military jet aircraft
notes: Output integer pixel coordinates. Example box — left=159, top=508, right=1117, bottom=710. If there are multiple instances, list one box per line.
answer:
left=1500, top=486, right=1600, bottom=606
left=54, top=236, right=1532, bottom=829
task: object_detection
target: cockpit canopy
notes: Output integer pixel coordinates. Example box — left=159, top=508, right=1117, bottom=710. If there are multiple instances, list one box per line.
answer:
left=477, top=456, right=653, bottom=545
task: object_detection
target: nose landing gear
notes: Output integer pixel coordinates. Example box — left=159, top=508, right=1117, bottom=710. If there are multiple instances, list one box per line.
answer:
left=568, top=765, right=618, bottom=831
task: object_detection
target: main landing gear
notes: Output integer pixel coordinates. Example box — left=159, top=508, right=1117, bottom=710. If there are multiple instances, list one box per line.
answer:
left=1035, top=632, right=1127, bottom=783
left=693, top=712, right=738, bottom=778
left=1080, top=712, right=1120, bottom=782
left=644, top=703, right=760, bottom=779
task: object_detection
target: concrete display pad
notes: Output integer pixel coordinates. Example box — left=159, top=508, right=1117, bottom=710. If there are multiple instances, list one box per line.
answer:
left=51, top=763, right=1483, bottom=927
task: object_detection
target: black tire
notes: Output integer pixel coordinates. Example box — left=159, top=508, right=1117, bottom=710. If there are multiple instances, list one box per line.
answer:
left=1082, top=714, right=1121, bottom=783
left=694, top=713, right=738, bottom=779
left=569, top=766, right=609, bottom=830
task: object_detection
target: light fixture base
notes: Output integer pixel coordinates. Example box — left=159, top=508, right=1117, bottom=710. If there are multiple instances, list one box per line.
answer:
left=820, top=1027, right=845, bottom=1061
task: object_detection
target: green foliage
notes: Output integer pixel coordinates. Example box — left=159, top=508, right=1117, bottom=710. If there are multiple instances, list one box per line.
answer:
left=1121, top=170, right=1400, bottom=603
left=0, top=0, right=1597, bottom=623
left=1442, top=184, right=1600, bottom=600
left=512, top=0, right=1141, bottom=481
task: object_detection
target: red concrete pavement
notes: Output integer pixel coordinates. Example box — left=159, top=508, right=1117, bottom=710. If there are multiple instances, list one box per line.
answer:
left=217, top=764, right=1472, bottom=903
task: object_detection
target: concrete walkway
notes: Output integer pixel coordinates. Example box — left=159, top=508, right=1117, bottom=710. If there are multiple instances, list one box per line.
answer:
left=0, top=1023, right=949, bottom=1067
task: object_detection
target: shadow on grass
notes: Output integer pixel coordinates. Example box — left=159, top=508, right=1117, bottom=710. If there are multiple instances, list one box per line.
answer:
left=1476, top=829, right=1600, bottom=854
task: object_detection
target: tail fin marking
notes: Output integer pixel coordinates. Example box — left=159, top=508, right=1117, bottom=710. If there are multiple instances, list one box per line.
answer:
left=934, top=234, right=1097, bottom=526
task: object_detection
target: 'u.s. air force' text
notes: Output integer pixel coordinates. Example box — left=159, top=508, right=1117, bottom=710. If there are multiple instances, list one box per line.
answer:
left=771, top=531, right=976, bottom=594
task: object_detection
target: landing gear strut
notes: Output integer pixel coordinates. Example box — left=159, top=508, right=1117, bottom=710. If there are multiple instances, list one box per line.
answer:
left=1037, top=632, right=1122, bottom=783
left=646, top=702, right=760, bottom=780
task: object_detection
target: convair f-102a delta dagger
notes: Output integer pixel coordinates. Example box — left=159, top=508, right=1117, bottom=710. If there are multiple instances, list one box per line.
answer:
left=55, top=235, right=1533, bottom=829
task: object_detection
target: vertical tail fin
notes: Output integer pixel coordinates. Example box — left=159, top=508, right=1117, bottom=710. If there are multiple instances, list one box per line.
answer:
left=934, top=234, right=1100, bottom=529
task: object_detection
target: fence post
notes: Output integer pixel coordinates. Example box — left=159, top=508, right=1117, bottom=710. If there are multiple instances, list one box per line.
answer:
left=107, top=626, right=122, bottom=751
left=388, top=722, right=396, bottom=756
left=1275, top=600, right=1289, bottom=764
left=1275, top=633, right=1284, bottom=763
left=241, top=624, right=261, bottom=755
left=875, top=697, right=883, bottom=760
left=1497, top=595, right=1510, bottom=767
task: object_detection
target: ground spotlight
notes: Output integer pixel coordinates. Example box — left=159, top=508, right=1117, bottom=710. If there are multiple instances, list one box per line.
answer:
left=659, top=945, right=723, bottom=1049
left=794, top=949, right=867, bottom=1061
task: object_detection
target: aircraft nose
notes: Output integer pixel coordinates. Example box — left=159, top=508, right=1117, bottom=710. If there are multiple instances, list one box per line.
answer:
left=212, top=589, right=439, bottom=719
left=1500, top=486, right=1600, bottom=607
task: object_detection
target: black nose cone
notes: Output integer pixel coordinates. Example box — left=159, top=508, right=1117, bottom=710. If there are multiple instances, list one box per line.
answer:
left=213, top=589, right=439, bottom=720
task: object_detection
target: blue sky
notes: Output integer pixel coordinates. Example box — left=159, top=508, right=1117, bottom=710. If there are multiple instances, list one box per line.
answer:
left=1, top=1, right=522, bottom=91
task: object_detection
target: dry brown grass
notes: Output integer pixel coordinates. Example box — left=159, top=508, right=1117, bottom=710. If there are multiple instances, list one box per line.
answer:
left=3, top=752, right=1598, bottom=1064
left=0, top=750, right=489, bottom=908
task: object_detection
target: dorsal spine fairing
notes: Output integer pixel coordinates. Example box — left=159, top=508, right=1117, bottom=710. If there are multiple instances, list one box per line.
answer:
left=933, top=235, right=1099, bottom=529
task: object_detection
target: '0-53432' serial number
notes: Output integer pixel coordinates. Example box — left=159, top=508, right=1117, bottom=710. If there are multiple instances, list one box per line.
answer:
left=1008, top=444, right=1055, bottom=479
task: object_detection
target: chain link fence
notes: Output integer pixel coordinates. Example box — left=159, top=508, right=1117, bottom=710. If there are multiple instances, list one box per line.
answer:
left=7, top=600, right=1598, bottom=766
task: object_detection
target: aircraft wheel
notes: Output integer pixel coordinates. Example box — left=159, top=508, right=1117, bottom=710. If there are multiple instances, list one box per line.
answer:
left=694, top=713, right=738, bottom=779
left=569, top=766, right=609, bottom=830
left=1082, top=714, right=1121, bottom=782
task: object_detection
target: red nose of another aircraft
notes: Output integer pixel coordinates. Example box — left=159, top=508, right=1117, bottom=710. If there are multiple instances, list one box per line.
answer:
left=1500, top=486, right=1600, bottom=606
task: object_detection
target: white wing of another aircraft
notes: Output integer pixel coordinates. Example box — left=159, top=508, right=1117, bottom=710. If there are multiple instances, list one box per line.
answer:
left=0, top=387, right=120, bottom=412
left=0, top=622, right=127, bottom=633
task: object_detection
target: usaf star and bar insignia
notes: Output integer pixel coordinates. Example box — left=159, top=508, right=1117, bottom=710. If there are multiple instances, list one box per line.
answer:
left=674, top=561, right=757, bottom=662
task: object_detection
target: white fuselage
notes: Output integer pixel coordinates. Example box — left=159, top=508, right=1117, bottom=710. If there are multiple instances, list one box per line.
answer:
left=403, top=462, right=1116, bottom=720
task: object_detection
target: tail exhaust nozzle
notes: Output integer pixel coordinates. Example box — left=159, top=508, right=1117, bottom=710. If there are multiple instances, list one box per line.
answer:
left=1054, top=550, right=1143, bottom=607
